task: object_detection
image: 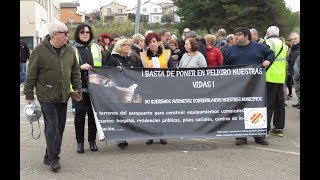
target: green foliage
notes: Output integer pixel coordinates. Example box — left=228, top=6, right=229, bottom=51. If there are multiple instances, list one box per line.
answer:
left=68, top=20, right=136, bottom=41
left=128, top=13, right=135, bottom=22
left=68, top=20, right=178, bottom=41
left=172, top=0, right=300, bottom=37
left=161, top=14, right=174, bottom=23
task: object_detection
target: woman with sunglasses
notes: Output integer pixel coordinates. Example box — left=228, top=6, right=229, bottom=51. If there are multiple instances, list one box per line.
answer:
left=72, top=23, right=106, bottom=153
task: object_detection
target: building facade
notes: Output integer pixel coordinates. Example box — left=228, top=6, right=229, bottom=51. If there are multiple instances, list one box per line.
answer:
left=100, top=2, right=128, bottom=22
left=60, top=2, right=84, bottom=25
left=128, top=2, right=162, bottom=24
left=20, top=0, right=60, bottom=50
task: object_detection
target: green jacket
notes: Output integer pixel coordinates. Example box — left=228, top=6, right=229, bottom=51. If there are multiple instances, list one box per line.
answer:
left=23, top=35, right=82, bottom=103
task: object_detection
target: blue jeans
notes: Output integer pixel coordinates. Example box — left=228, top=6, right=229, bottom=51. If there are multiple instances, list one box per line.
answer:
left=20, top=63, right=26, bottom=85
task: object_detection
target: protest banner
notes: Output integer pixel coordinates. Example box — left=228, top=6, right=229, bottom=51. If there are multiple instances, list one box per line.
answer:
left=88, top=65, right=267, bottom=141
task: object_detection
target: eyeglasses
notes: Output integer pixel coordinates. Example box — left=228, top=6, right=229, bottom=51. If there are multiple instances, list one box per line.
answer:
left=121, top=43, right=130, bottom=47
left=56, top=31, right=69, bottom=36
left=235, top=33, right=244, bottom=36
left=80, top=31, right=90, bottom=35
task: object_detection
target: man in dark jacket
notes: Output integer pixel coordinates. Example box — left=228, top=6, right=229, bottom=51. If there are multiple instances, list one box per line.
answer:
left=23, top=21, right=82, bottom=172
left=287, top=32, right=300, bottom=98
left=223, top=27, right=275, bottom=146
left=292, top=55, right=300, bottom=108
left=20, top=40, right=30, bottom=85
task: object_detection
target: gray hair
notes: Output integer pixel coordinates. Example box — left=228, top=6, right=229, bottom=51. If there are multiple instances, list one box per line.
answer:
left=48, top=21, right=66, bottom=37
left=290, top=32, right=300, bottom=38
left=267, top=26, right=280, bottom=36
left=250, top=28, right=258, bottom=36
left=159, top=28, right=170, bottom=37
left=217, top=28, right=227, bottom=36
left=112, top=38, right=131, bottom=54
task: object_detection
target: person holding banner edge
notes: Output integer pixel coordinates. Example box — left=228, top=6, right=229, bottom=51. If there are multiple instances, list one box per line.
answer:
left=72, top=23, right=106, bottom=153
left=223, top=27, right=275, bottom=145
left=140, top=32, right=174, bottom=145
left=106, top=38, right=143, bottom=149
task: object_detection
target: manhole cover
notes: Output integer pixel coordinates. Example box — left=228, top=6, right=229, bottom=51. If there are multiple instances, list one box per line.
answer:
left=171, top=143, right=217, bottom=151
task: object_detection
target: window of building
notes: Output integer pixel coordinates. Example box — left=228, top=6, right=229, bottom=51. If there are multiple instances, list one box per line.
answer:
left=153, top=16, right=160, bottom=22
left=118, top=9, right=122, bottom=13
left=153, top=8, right=157, bottom=13
left=143, top=8, right=146, bottom=12
left=69, top=10, right=74, bottom=13
left=107, top=8, right=111, bottom=14
left=117, top=17, right=124, bottom=21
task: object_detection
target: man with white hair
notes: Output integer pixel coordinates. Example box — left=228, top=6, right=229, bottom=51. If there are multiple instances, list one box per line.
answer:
left=250, top=28, right=265, bottom=43
left=23, top=21, right=82, bottom=172
left=288, top=32, right=300, bottom=108
left=214, top=28, right=227, bottom=50
left=264, top=26, right=288, bottom=137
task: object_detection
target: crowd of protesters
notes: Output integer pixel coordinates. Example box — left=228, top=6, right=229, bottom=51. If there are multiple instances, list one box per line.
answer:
left=22, top=21, right=300, bottom=172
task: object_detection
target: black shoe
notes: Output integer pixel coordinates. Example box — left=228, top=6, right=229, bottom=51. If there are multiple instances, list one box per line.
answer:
left=89, top=141, right=98, bottom=151
left=254, top=137, right=269, bottom=145
left=145, top=139, right=153, bottom=145
left=284, top=102, right=287, bottom=106
left=43, top=158, right=49, bottom=165
left=160, top=139, right=167, bottom=145
left=49, top=159, right=61, bottom=172
left=297, top=105, right=300, bottom=109
left=235, top=138, right=247, bottom=145
left=43, top=156, right=59, bottom=165
left=117, top=141, right=128, bottom=149
left=77, top=143, right=84, bottom=153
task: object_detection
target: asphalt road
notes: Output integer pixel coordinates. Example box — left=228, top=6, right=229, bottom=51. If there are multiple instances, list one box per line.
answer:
left=20, top=87, right=300, bottom=180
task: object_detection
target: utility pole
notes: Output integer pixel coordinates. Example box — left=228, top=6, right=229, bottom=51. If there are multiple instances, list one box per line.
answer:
left=134, top=0, right=141, bottom=34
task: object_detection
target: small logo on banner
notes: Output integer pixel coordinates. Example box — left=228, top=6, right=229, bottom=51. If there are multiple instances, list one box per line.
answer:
left=243, top=108, right=267, bottom=129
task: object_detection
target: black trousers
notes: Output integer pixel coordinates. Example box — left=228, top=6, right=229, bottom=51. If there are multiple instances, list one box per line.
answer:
left=40, top=102, right=67, bottom=162
left=286, top=75, right=293, bottom=96
left=266, top=82, right=285, bottom=132
left=74, top=92, right=97, bottom=143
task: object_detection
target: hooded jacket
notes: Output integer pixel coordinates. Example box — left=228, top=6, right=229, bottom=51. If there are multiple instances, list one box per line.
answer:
left=23, top=35, right=82, bottom=103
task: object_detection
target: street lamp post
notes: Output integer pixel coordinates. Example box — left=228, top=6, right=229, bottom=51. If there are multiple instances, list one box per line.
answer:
left=134, top=0, right=141, bottom=34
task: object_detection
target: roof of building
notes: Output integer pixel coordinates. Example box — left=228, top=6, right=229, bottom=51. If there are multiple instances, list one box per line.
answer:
left=102, top=2, right=127, bottom=8
left=60, top=2, right=80, bottom=8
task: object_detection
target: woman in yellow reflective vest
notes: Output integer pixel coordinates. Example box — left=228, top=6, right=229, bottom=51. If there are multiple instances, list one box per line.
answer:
left=72, top=23, right=105, bottom=153
left=140, top=32, right=174, bottom=145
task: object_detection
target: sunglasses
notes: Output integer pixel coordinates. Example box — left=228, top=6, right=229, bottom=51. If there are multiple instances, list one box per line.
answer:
left=56, top=31, right=69, bottom=36
left=80, top=31, right=90, bottom=35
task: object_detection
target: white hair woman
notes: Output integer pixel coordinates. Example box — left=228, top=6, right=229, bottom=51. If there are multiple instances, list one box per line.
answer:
left=106, top=39, right=143, bottom=149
